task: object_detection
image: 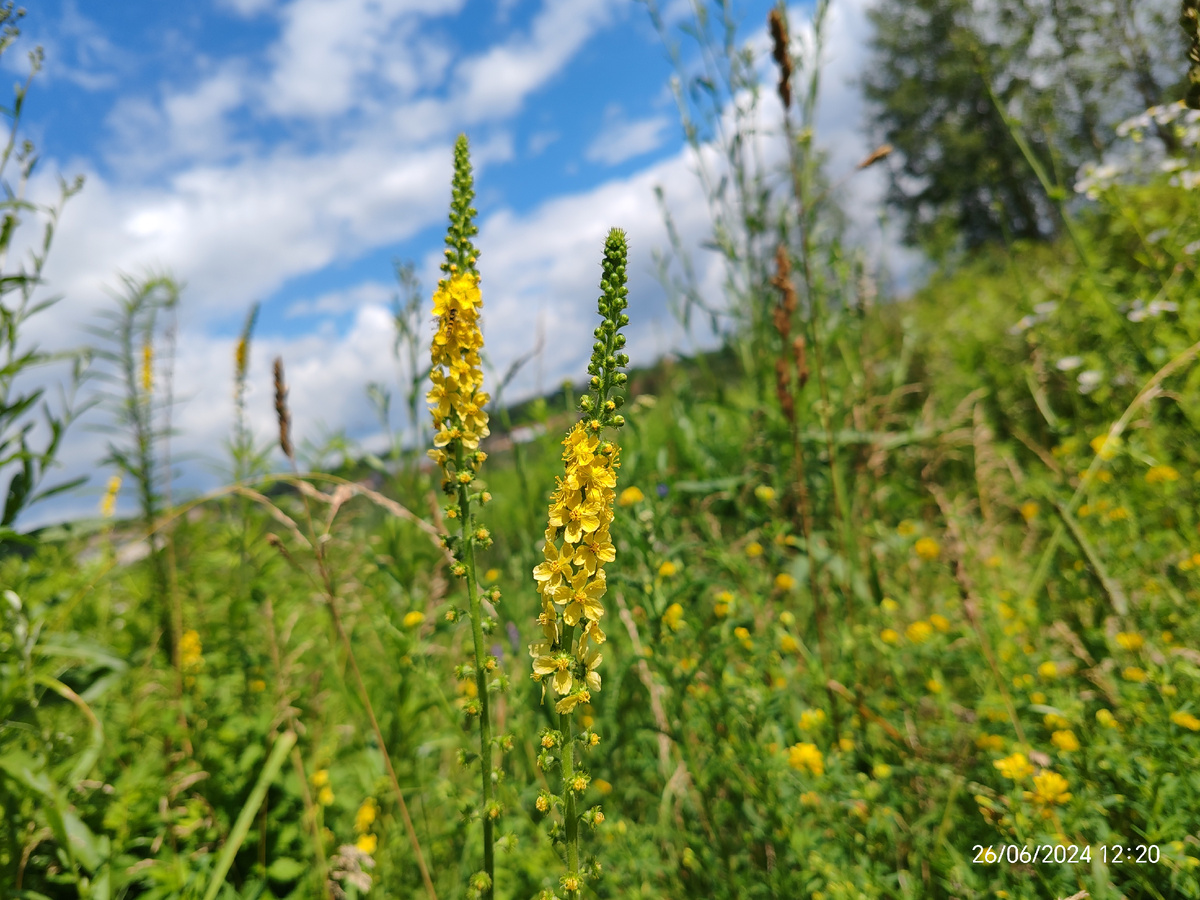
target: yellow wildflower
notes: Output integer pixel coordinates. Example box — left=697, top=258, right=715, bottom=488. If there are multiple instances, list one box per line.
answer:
left=880, top=628, right=900, bottom=645
left=976, top=734, right=1004, bottom=751
left=1044, top=712, right=1069, bottom=729
left=929, top=613, right=950, bottom=632
left=906, top=621, right=933, bottom=644
left=994, top=753, right=1034, bottom=780
left=250, top=679, right=266, bottom=692
left=1095, top=709, right=1117, bottom=728
left=318, top=786, right=334, bottom=807
left=355, top=798, right=378, bottom=833
left=1146, top=464, right=1180, bottom=484
left=311, top=769, right=330, bottom=788
left=787, top=742, right=824, bottom=776
left=914, top=537, right=941, bottom=561
left=1030, top=691, right=1047, bottom=704
left=1038, top=661, right=1058, bottom=679
left=985, top=554, right=1002, bottom=568
left=714, top=590, right=733, bottom=617
left=355, top=833, right=377, bottom=855
left=779, top=634, right=799, bottom=653
left=662, top=602, right=684, bottom=631
left=1024, top=771, right=1071, bottom=807
left=100, top=475, right=121, bottom=519
left=658, top=560, right=678, bottom=577
left=141, top=340, right=153, bottom=394
left=734, top=626, right=751, bottom=641
left=1171, top=710, right=1200, bottom=731
left=800, top=791, right=820, bottom=806
left=778, top=610, right=795, bottom=626
left=1115, top=631, right=1144, bottom=651
left=179, top=630, right=204, bottom=669
left=483, top=567, right=500, bottom=582
left=1051, top=730, right=1080, bottom=752
left=745, top=541, right=764, bottom=558
left=838, top=737, right=854, bottom=752
left=754, top=485, right=777, bottom=502
left=798, top=708, right=826, bottom=730
left=881, top=597, right=898, bottom=612
left=896, top=520, right=917, bottom=537
left=403, top=610, right=425, bottom=629
left=774, top=572, right=796, bottom=591
left=1090, top=433, right=1121, bottom=460
left=1122, top=667, right=1147, bottom=682
left=593, top=778, right=612, bottom=795
left=618, top=485, right=644, bottom=506
left=926, top=679, right=943, bottom=694
left=872, top=763, right=892, bottom=779
left=1020, top=501, right=1039, bottom=521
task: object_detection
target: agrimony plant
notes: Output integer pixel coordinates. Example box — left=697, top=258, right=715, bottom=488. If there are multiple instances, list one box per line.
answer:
left=530, top=227, right=629, bottom=900
left=425, top=133, right=501, bottom=899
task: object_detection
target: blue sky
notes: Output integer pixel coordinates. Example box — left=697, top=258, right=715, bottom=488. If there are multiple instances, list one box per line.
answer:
left=10, top=0, right=904, bottom=526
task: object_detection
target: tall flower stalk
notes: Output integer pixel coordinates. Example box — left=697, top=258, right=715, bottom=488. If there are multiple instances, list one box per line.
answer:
left=530, top=228, right=629, bottom=899
left=426, top=134, right=498, bottom=899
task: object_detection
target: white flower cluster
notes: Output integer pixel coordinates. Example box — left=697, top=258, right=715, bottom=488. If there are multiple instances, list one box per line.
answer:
left=1008, top=301, right=1058, bottom=335
left=1125, top=298, right=1178, bottom=323
left=1075, top=102, right=1200, bottom=197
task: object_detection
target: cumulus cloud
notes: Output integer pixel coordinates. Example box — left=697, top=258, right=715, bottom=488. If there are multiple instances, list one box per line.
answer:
left=585, top=105, right=674, bottom=166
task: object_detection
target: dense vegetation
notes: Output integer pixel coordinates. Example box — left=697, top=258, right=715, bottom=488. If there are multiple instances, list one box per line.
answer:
left=3, top=1, right=1200, bottom=899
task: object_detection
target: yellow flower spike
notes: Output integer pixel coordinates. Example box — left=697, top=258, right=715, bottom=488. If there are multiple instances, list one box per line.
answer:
left=179, top=630, right=204, bottom=669
left=100, top=475, right=122, bottom=519
left=140, top=340, right=153, bottom=394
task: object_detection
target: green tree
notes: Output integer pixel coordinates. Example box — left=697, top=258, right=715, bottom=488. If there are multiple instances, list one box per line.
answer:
left=864, top=0, right=1184, bottom=254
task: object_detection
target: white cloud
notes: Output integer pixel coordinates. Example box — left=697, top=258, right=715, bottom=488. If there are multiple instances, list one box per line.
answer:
left=585, top=106, right=673, bottom=165
left=217, top=0, right=276, bottom=16
left=286, top=281, right=393, bottom=318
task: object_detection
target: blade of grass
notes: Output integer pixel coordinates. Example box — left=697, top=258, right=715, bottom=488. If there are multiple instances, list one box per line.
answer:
left=201, top=729, right=296, bottom=900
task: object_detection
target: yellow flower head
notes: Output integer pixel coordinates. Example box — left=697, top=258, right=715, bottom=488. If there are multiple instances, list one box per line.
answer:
left=355, top=798, right=378, bottom=833
left=618, top=485, right=644, bottom=506
left=658, top=560, right=678, bottom=577
left=1095, top=708, right=1118, bottom=728
left=355, top=832, right=377, bottom=855
left=774, top=572, right=796, bottom=591
left=976, top=734, right=1004, bottom=751
left=318, top=785, right=334, bottom=807
left=1020, top=501, right=1039, bottom=521
left=896, top=520, right=917, bottom=537
left=906, top=621, right=933, bottom=644
left=880, top=628, right=900, bottom=645
left=1024, top=770, right=1071, bottom=807
left=662, top=602, right=684, bottom=631
left=798, top=708, right=826, bottom=730
left=745, top=541, right=764, bottom=558
left=994, top=753, right=1034, bottom=780
left=1145, top=464, right=1179, bottom=484
left=403, top=610, right=425, bottom=629
left=1051, top=730, right=1080, bottom=752
left=754, top=485, right=777, bottom=503
left=928, top=613, right=950, bottom=632
left=1171, top=710, right=1200, bottom=731
left=1090, top=433, right=1121, bottom=460
left=880, top=597, right=898, bottom=612
left=914, top=537, right=940, bottom=561
left=787, top=742, right=824, bottom=776
left=1123, top=666, right=1148, bottom=683
left=1038, top=661, right=1058, bottom=679
left=1115, top=631, right=1144, bottom=651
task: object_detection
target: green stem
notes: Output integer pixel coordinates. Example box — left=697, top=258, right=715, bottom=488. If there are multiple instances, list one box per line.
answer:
left=559, top=622, right=580, bottom=898
left=456, top=441, right=494, bottom=898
